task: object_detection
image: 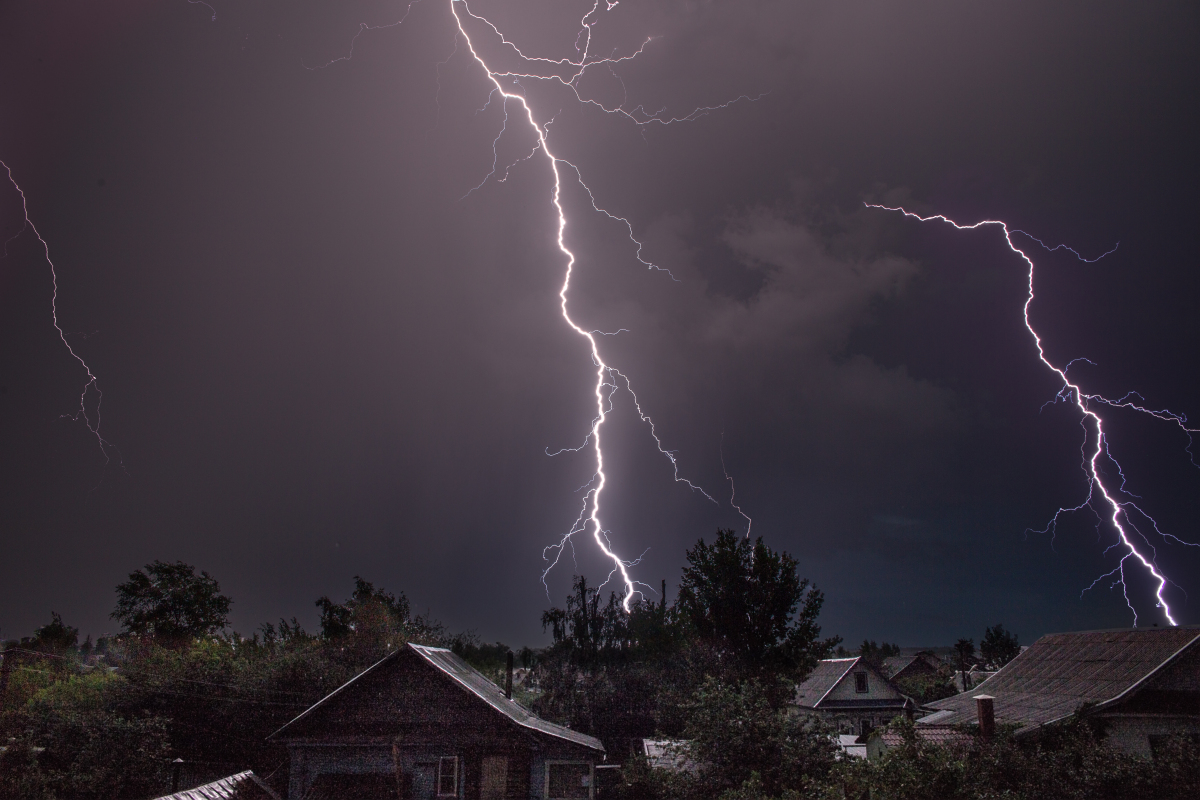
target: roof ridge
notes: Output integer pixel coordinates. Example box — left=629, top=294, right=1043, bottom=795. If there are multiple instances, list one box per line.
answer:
left=814, top=657, right=860, bottom=706
left=407, top=643, right=604, bottom=752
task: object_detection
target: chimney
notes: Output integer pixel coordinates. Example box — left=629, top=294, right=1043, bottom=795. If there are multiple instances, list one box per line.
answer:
left=505, top=651, right=514, bottom=700
left=171, top=758, right=184, bottom=793
left=974, top=695, right=995, bottom=740
left=903, top=697, right=915, bottom=722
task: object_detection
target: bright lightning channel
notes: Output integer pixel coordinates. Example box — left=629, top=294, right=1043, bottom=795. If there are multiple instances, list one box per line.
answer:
left=443, top=0, right=752, bottom=609
left=2, top=160, right=119, bottom=467
left=869, top=203, right=1198, bottom=626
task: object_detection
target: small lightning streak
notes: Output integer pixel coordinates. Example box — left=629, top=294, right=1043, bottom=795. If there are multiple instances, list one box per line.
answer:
left=721, top=433, right=752, bottom=538
left=2, top=161, right=120, bottom=467
left=447, top=0, right=735, bottom=610
left=869, top=203, right=1198, bottom=626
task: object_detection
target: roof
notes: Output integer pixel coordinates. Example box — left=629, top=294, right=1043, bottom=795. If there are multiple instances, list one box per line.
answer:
left=884, top=653, right=940, bottom=679
left=921, top=626, right=1200, bottom=731
left=272, top=643, right=603, bottom=753
left=883, top=655, right=917, bottom=676
left=834, top=734, right=867, bottom=759
left=408, top=645, right=603, bottom=752
left=152, top=771, right=279, bottom=800
left=641, top=739, right=698, bottom=773
left=874, top=724, right=973, bottom=749
left=793, top=657, right=858, bottom=708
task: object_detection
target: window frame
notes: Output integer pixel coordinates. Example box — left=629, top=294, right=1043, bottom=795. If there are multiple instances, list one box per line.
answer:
left=854, top=672, right=869, bottom=693
left=544, top=759, right=594, bottom=800
left=437, top=756, right=459, bottom=798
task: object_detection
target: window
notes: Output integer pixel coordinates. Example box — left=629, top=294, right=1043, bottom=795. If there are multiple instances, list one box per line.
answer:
left=546, top=761, right=592, bottom=799
left=437, top=756, right=458, bottom=797
left=854, top=672, right=868, bottom=693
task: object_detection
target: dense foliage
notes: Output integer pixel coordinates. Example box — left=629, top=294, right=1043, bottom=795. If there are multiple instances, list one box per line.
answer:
left=980, top=624, right=1021, bottom=670
left=111, top=561, right=233, bottom=644
left=3, top=539, right=1196, bottom=799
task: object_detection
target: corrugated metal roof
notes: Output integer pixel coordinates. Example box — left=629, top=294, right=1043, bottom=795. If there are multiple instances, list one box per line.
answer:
left=409, top=644, right=605, bottom=753
left=835, top=734, right=867, bottom=759
left=641, top=739, right=698, bottom=773
left=876, top=725, right=973, bottom=748
left=883, top=655, right=916, bottom=676
left=152, top=771, right=279, bottom=800
left=793, top=657, right=858, bottom=708
left=921, top=626, right=1200, bottom=731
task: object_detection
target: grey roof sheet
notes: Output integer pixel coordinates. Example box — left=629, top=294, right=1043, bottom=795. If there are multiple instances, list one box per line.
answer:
left=152, top=771, right=279, bottom=800
left=922, top=626, right=1200, bottom=730
left=876, top=725, right=973, bottom=748
left=793, top=658, right=858, bottom=708
left=883, top=655, right=916, bottom=676
left=409, top=644, right=604, bottom=753
left=641, top=739, right=698, bottom=773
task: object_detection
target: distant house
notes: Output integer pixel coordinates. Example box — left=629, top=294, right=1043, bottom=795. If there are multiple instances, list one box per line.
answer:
left=270, top=643, right=605, bottom=799
left=792, top=657, right=916, bottom=737
left=918, top=626, right=1200, bottom=756
left=882, top=653, right=942, bottom=683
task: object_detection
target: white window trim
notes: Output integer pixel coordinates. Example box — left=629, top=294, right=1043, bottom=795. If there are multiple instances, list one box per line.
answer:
left=437, top=756, right=459, bottom=798
left=544, top=759, right=594, bottom=800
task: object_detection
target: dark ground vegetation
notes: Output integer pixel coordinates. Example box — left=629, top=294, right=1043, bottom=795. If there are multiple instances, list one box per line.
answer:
left=1, top=537, right=1196, bottom=800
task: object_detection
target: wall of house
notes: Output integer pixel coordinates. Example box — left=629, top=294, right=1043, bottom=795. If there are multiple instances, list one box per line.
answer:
left=287, top=743, right=394, bottom=799
left=824, top=669, right=904, bottom=703
left=1100, top=714, right=1200, bottom=758
left=286, top=739, right=597, bottom=798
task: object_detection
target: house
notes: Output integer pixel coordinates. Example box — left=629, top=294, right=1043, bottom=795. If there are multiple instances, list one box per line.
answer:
left=792, top=657, right=916, bottom=736
left=151, top=771, right=280, bottom=800
left=918, top=626, right=1200, bottom=756
left=270, top=643, right=605, bottom=799
left=882, top=653, right=942, bottom=683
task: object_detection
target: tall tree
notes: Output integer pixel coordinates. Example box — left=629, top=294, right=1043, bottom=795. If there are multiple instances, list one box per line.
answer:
left=314, top=576, right=443, bottom=667
left=675, top=529, right=839, bottom=679
left=31, top=613, right=79, bottom=655
left=111, top=561, right=231, bottom=644
left=954, top=638, right=977, bottom=691
left=980, top=624, right=1021, bottom=669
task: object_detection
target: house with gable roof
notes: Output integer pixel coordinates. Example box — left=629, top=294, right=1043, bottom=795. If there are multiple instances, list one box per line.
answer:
left=270, top=643, right=604, bottom=800
left=791, top=656, right=916, bottom=737
left=918, top=626, right=1200, bottom=756
left=882, top=652, right=943, bottom=684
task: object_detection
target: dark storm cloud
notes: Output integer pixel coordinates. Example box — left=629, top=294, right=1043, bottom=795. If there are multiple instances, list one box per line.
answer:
left=1, top=1, right=1196, bottom=647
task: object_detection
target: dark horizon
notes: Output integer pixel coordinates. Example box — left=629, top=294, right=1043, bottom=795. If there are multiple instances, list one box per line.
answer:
left=2, top=1, right=1197, bottom=649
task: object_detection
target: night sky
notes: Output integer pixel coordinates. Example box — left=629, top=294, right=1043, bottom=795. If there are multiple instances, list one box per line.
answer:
left=2, top=1, right=1197, bottom=648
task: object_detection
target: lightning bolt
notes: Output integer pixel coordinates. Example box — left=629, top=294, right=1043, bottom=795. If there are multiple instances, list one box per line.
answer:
left=869, top=203, right=1197, bottom=626
left=2, top=160, right=120, bottom=467
left=435, top=0, right=758, bottom=609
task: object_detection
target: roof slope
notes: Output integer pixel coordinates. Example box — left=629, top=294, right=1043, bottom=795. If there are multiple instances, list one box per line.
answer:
left=883, top=655, right=916, bottom=677
left=152, top=771, right=279, bottom=800
left=409, top=644, right=603, bottom=752
left=271, top=643, right=603, bottom=753
left=793, top=658, right=858, bottom=708
left=921, top=626, right=1200, bottom=729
